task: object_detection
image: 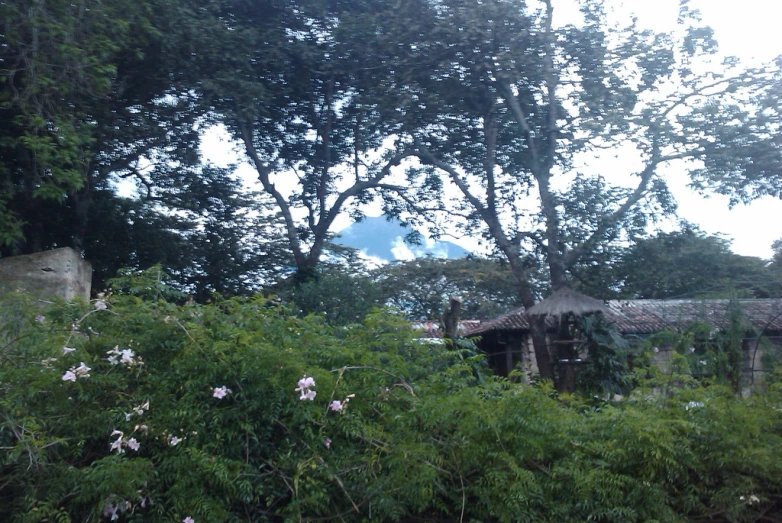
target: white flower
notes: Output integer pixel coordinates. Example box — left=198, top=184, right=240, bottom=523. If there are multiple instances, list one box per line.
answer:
left=107, top=346, right=121, bottom=365
left=125, top=412, right=133, bottom=421
left=130, top=401, right=149, bottom=417
left=62, top=347, right=76, bottom=354
left=103, top=504, right=119, bottom=521
left=35, top=314, right=45, bottom=324
left=127, top=438, right=140, bottom=451
left=94, top=300, right=108, bottom=310
left=324, top=437, right=332, bottom=449
left=700, top=360, right=707, bottom=365
left=652, top=347, right=659, bottom=353
left=110, top=431, right=125, bottom=453
left=689, top=347, right=696, bottom=353
left=74, top=362, right=91, bottom=378
left=749, top=495, right=760, bottom=504
left=301, top=389, right=316, bottom=401
left=120, top=349, right=135, bottom=365
left=170, top=436, right=181, bottom=446
left=183, top=517, right=195, bottom=523
left=213, top=386, right=231, bottom=399
left=62, top=370, right=77, bottom=382
left=107, top=346, right=138, bottom=366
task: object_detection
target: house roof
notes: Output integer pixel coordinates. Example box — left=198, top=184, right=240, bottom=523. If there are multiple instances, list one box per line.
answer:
left=465, top=299, right=782, bottom=336
left=412, top=320, right=482, bottom=339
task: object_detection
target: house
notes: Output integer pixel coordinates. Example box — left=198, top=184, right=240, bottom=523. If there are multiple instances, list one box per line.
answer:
left=465, top=299, right=782, bottom=381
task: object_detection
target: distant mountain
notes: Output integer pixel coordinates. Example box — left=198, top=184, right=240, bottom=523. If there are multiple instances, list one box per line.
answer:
left=334, top=216, right=470, bottom=261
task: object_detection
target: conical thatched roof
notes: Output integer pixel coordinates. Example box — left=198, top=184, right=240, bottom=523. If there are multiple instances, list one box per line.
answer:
left=525, top=287, right=610, bottom=317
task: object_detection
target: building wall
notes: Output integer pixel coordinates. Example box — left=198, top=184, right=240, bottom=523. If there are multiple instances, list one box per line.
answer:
left=478, top=328, right=781, bottom=391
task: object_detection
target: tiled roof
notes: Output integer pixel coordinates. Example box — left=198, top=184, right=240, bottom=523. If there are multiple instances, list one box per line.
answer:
left=465, top=299, right=782, bottom=336
left=412, top=320, right=483, bottom=338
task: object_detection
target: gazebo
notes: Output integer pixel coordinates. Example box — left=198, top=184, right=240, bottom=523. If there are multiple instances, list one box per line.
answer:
left=526, top=287, right=609, bottom=392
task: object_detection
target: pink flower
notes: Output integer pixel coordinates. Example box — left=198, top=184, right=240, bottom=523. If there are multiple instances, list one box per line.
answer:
left=94, top=300, right=108, bottom=310
left=62, top=346, right=76, bottom=354
left=62, top=370, right=77, bottom=382
left=127, top=438, right=140, bottom=451
left=35, top=315, right=45, bottom=324
left=324, top=438, right=332, bottom=449
left=297, top=376, right=316, bottom=390
left=170, top=436, right=181, bottom=446
left=329, top=400, right=343, bottom=412
left=183, top=517, right=195, bottom=523
left=295, top=375, right=316, bottom=400
left=213, top=386, right=231, bottom=399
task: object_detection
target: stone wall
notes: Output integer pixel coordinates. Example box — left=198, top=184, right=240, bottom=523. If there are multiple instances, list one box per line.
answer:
left=0, top=248, right=92, bottom=302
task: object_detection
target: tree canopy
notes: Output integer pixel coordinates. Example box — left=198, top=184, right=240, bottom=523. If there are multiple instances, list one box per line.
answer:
left=378, top=0, right=781, bottom=381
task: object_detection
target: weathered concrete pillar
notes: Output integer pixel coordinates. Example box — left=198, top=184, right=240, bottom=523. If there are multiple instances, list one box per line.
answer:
left=0, top=248, right=92, bottom=301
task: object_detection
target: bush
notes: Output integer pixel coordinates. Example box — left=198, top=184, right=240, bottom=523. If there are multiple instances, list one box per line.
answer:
left=2, top=289, right=782, bottom=522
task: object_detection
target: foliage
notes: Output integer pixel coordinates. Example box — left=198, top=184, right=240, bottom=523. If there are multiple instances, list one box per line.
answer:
left=636, top=301, right=768, bottom=394
left=0, top=0, right=191, bottom=250
left=372, top=256, right=521, bottom=320
left=577, top=227, right=780, bottom=300
left=3, top=281, right=782, bottom=521
left=576, top=314, right=632, bottom=397
left=185, top=0, right=420, bottom=279
left=283, top=267, right=383, bottom=326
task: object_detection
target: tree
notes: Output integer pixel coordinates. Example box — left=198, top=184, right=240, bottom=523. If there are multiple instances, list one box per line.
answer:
left=86, top=165, right=292, bottom=299
left=185, top=0, right=417, bottom=283
left=609, top=228, right=775, bottom=299
left=373, top=256, right=521, bottom=320
left=0, top=0, right=205, bottom=253
left=566, top=226, right=779, bottom=299
left=387, top=0, right=781, bottom=381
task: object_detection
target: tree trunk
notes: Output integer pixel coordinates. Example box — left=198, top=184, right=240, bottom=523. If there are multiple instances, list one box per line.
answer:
left=529, top=315, right=554, bottom=382
left=442, top=295, right=462, bottom=342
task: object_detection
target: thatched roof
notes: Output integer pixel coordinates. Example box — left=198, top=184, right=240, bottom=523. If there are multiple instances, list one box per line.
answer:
left=525, top=287, right=610, bottom=317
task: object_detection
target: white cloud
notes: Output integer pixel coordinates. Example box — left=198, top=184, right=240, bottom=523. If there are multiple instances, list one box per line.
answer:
left=390, top=236, right=415, bottom=261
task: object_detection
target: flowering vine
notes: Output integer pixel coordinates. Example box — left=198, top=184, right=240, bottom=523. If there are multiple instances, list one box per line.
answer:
left=295, top=375, right=316, bottom=400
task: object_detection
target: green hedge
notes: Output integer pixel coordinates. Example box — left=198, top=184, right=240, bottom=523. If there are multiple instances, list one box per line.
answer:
left=2, top=293, right=781, bottom=522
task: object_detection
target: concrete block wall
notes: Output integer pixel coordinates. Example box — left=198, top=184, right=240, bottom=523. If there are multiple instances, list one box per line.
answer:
left=0, top=248, right=92, bottom=302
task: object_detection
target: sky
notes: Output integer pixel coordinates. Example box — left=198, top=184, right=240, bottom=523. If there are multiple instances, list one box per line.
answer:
left=200, top=0, right=782, bottom=260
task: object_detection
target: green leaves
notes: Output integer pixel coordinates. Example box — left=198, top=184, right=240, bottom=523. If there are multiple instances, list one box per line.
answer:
left=3, top=275, right=782, bottom=520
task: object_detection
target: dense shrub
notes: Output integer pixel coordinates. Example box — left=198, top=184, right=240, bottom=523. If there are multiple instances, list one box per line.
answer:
left=2, top=291, right=782, bottom=522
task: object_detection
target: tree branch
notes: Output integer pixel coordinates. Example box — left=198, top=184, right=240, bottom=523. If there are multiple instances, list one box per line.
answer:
left=565, top=142, right=661, bottom=268
left=240, top=121, right=305, bottom=265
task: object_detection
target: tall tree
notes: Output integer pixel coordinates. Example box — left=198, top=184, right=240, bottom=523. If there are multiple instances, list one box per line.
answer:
left=373, top=256, right=521, bottom=320
left=189, top=0, right=415, bottom=282
left=0, top=0, right=209, bottom=255
left=387, top=0, right=781, bottom=382
left=573, top=228, right=776, bottom=300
